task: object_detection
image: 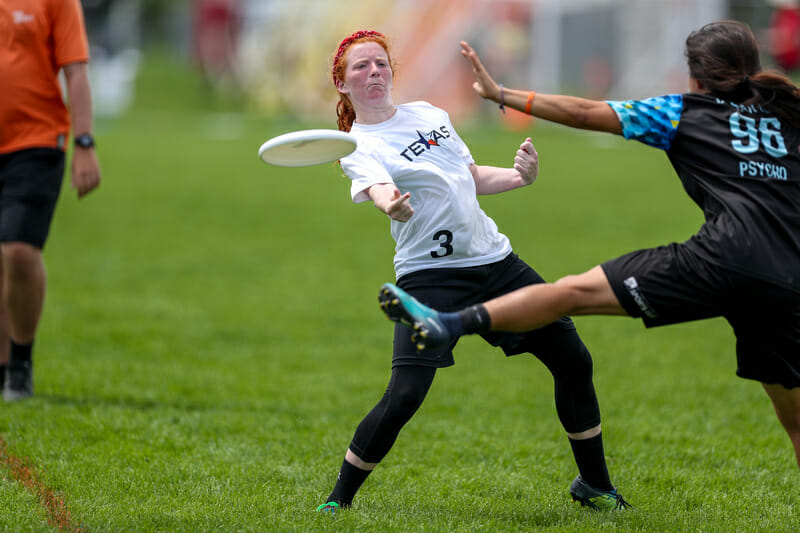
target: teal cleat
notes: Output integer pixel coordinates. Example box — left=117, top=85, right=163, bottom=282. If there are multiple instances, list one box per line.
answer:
left=378, top=283, right=451, bottom=351
left=569, top=476, right=632, bottom=511
left=316, top=502, right=341, bottom=514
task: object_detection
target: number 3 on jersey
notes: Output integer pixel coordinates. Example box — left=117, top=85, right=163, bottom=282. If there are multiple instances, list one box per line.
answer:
left=729, top=112, right=788, bottom=158
left=431, top=229, right=454, bottom=258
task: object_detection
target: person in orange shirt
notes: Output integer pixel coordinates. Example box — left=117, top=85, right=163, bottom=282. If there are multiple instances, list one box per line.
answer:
left=0, top=0, right=101, bottom=401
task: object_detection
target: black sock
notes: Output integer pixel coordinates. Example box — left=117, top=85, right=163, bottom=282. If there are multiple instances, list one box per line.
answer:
left=0, top=364, right=5, bottom=389
left=439, top=304, right=490, bottom=337
left=569, top=433, right=614, bottom=492
left=9, top=340, right=33, bottom=365
left=460, top=304, right=491, bottom=334
left=326, top=459, right=373, bottom=507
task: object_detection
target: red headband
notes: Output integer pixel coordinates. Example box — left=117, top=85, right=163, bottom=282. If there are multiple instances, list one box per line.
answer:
left=332, top=30, right=386, bottom=79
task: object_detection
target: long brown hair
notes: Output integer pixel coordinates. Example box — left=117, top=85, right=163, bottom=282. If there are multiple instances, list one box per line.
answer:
left=331, top=30, right=396, bottom=132
left=685, top=20, right=800, bottom=127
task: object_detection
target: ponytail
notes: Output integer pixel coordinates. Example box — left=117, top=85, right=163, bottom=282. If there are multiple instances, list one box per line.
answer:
left=335, top=96, right=356, bottom=132
left=747, top=71, right=800, bottom=128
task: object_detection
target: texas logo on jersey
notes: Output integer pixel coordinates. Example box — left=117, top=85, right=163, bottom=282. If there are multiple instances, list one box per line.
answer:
left=399, top=126, right=451, bottom=161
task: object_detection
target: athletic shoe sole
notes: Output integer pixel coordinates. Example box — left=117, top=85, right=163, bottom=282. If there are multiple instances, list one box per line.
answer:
left=378, top=283, right=450, bottom=351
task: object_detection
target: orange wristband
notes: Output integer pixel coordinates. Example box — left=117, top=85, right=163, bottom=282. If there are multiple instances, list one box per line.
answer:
left=525, top=91, right=536, bottom=114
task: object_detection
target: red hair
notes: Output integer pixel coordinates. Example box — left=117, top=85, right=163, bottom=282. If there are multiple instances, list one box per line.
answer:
left=331, top=30, right=394, bottom=132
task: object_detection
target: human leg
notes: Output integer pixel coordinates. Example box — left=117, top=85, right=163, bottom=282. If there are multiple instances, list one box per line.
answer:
left=380, top=258, right=617, bottom=490
left=517, top=323, right=633, bottom=510
left=379, top=266, right=626, bottom=350
left=0, top=256, right=8, bottom=388
left=471, top=256, right=628, bottom=508
left=0, top=148, right=63, bottom=401
left=523, top=327, right=612, bottom=487
left=2, top=242, right=46, bottom=344
left=762, top=383, right=800, bottom=469
left=724, top=276, right=800, bottom=469
left=2, top=243, right=45, bottom=401
left=483, top=266, right=627, bottom=331
left=521, top=323, right=635, bottom=509
left=320, top=365, right=436, bottom=510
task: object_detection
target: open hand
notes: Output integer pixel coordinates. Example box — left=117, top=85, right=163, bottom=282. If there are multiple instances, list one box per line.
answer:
left=460, top=41, right=500, bottom=102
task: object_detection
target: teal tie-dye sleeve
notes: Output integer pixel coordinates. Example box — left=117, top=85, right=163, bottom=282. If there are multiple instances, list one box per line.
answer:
left=606, top=94, right=683, bottom=150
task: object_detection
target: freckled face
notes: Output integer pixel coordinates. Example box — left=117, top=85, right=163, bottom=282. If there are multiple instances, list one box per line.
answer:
left=337, top=41, right=394, bottom=109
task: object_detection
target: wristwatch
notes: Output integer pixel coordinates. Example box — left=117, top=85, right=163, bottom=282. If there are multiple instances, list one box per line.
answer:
left=74, top=133, right=95, bottom=149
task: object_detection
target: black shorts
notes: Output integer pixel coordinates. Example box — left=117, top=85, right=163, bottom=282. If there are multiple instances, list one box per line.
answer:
left=602, top=243, right=800, bottom=389
left=393, top=253, right=577, bottom=367
left=0, top=148, right=65, bottom=248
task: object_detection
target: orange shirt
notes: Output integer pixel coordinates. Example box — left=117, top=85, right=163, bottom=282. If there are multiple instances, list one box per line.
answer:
left=0, top=0, right=89, bottom=154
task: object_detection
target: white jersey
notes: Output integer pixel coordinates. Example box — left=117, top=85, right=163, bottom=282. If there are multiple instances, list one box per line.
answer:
left=341, top=101, right=512, bottom=278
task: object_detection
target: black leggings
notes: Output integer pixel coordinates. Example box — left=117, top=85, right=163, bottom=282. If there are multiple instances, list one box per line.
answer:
left=348, top=326, right=600, bottom=464
left=348, top=365, right=436, bottom=463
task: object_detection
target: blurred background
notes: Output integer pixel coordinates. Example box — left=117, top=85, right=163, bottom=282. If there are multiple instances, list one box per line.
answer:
left=84, top=0, right=800, bottom=126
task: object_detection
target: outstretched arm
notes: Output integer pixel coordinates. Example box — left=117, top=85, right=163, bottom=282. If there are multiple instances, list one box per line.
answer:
left=460, top=41, right=623, bottom=134
left=470, top=137, right=538, bottom=195
left=367, top=183, right=414, bottom=222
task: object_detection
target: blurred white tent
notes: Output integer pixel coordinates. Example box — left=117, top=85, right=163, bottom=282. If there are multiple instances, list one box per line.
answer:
left=529, top=0, right=726, bottom=98
left=83, top=0, right=143, bottom=117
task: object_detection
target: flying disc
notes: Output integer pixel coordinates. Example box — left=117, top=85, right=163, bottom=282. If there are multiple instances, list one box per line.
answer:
left=258, top=129, right=357, bottom=167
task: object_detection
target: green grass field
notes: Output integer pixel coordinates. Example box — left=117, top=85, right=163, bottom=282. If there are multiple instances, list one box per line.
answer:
left=0, top=53, right=797, bottom=532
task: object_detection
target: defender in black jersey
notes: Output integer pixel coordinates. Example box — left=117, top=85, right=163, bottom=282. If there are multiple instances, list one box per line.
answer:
left=379, top=20, right=800, bottom=473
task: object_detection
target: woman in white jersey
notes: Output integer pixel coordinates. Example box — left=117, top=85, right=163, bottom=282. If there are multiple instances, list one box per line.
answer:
left=316, top=30, right=630, bottom=513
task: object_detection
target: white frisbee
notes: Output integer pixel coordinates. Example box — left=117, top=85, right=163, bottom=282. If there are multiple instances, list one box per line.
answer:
left=258, top=129, right=357, bottom=167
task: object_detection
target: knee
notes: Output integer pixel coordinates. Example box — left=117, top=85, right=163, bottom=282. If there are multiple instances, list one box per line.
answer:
left=536, top=332, right=594, bottom=381
left=387, top=381, right=428, bottom=421
left=571, top=342, right=594, bottom=377
left=557, top=341, right=594, bottom=382
left=2, top=243, right=41, bottom=276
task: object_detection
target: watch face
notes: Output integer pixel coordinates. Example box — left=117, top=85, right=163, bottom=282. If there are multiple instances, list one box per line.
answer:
left=75, top=134, right=94, bottom=148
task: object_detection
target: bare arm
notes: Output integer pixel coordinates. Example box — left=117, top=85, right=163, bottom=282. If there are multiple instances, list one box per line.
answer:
left=460, top=41, right=622, bottom=134
left=367, top=183, right=414, bottom=222
left=63, top=62, right=101, bottom=198
left=471, top=137, right=538, bottom=195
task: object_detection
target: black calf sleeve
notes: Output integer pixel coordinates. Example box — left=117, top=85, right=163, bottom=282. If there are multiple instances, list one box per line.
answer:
left=527, top=328, right=601, bottom=433
left=349, top=365, right=436, bottom=463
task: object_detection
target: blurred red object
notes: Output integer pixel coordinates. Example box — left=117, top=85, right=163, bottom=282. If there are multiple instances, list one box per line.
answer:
left=770, top=6, right=800, bottom=72
left=192, top=0, right=241, bottom=85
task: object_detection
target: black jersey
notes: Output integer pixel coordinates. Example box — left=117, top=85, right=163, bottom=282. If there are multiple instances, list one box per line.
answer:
left=608, top=93, right=800, bottom=292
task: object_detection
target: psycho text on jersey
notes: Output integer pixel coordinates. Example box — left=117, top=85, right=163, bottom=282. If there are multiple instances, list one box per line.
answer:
left=738, top=160, right=789, bottom=181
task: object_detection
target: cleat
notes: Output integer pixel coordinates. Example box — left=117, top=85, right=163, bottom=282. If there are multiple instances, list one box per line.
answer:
left=569, top=476, right=632, bottom=511
left=4, top=360, right=33, bottom=402
left=377, top=283, right=451, bottom=350
left=316, top=502, right=341, bottom=514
